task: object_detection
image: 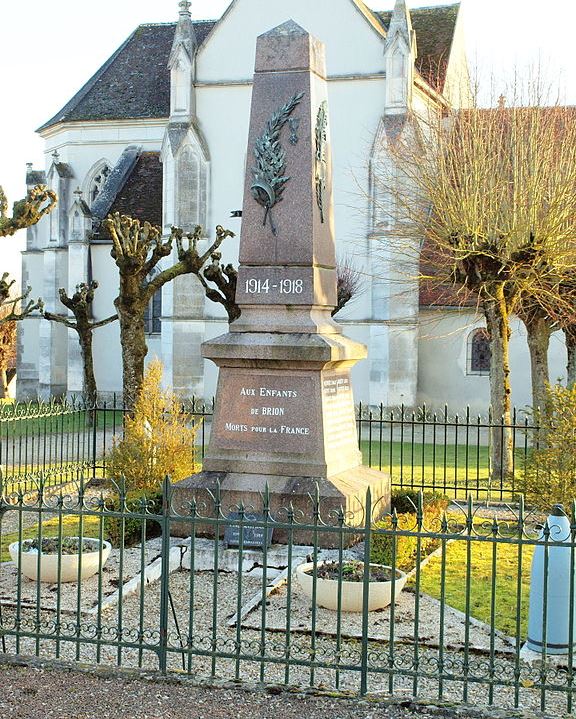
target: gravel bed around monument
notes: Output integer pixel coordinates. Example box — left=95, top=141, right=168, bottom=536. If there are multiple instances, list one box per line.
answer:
left=1, top=568, right=568, bottom=716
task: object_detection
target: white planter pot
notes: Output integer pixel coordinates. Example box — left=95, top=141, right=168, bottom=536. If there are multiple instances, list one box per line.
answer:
left=9, top=537, right=112, bottom=583
left=296, top=561, right=407, bottom=612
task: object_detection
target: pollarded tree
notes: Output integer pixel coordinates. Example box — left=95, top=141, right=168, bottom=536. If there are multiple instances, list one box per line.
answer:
left=386, top=96, right=576, bottom=478
left=103, top=213, right=235, bottom=409
left=0, top=312, right=16, bottom=398
left=0, top=184, right=57, bottom=324
left=0, top=184, right=57, bottom=238
left=42, top=282, right=117, bottom=407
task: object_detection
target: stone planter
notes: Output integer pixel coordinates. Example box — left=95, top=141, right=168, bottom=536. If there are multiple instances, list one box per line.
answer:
left=296, top=561, right=407, bottom=612
left=9, top=537, right=112, bottom=583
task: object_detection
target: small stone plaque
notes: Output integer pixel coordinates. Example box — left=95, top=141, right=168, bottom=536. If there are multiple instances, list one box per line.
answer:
left=224, top=512, right=274, bottom=549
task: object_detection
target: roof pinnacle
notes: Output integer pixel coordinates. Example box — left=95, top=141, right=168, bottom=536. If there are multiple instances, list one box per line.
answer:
left=179, top=0, right=191, bottom=16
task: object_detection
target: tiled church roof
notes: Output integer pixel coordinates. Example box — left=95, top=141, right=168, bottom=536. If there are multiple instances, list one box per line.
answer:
left=38, top=22, right=216, bottom=131
left=38, top=6, right=458, bottom=131
left=93, top=152, right=163, bottom=241
left=108, top=152, right=163, bottom=226
left=419, top=238, right=479, bottom=309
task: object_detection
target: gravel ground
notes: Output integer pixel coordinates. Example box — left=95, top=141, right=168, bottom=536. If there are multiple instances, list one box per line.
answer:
left=0, top=659, right=556, bottom=719
left=0, top=498, right=566, bottom=718
left=0, top=568, right=571, bottom=716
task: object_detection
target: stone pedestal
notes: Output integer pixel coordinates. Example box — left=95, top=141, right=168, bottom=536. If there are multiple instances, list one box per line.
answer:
left=173, top=21, right=390, bottom=547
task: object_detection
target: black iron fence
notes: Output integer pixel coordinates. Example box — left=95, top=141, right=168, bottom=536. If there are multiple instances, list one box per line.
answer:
left=0, top=400, right=534, bottom=502
left=0, top=478, right=574, bottom=714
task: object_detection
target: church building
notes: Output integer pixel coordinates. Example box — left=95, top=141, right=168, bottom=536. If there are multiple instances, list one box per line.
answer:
left=17, top=0, right=566, bottom=412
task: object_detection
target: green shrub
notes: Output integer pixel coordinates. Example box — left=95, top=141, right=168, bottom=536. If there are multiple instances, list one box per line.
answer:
left=107, top=360, right=199, bottom=493
left=371, top=491, right=449, bottom=571
left=517, top=384, right=576, bottom=512
left=105, top=488, right=163, bottom=547
left=390, top=489, right=448, bottom=515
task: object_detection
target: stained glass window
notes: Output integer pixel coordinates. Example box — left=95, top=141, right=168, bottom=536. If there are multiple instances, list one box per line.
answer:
left=470, top=329, right=491, bottom=373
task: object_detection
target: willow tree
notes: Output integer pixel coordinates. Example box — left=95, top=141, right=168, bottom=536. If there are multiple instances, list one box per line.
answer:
left=0, top=184, right=57, bottom=324
left=43, top=282, right=117, bottom=406
left=387, top=98, right=576, bottom=478
left=103, top=213, right=234, bottom=409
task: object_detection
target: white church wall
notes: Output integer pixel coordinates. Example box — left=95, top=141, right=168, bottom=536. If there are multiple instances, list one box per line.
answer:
left=19, top=2, right=459, bottom=408
left=197, top=0, right=386, bottom=83
left=441, top=3, right=472, bottom=110
left=90, top=244, right=122, bottom=395
left=417, top=308, right=568, bottom=414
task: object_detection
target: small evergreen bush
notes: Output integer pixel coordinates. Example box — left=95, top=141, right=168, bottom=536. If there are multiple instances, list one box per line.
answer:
left=107, top=360, right=199, bottom=493
left=105, top=488, right=163, bottom=547
left=370, top=491, right=449, bottom=571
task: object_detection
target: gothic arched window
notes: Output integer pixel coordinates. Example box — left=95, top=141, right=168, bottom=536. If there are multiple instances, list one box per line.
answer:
left=144, top=288, right=162, bottom=335
left=88, top=163, right=111, bottom=206
left=144, top=268, right=162, bottom=335
left=468, top=328, right=491, bottom=375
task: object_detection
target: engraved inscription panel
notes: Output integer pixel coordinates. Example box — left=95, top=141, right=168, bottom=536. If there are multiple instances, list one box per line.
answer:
left=322, top=372, right=358, bottom=454
left=236, top=267, right=313, bottom=305
left=213, top=373, right=318, bottom=454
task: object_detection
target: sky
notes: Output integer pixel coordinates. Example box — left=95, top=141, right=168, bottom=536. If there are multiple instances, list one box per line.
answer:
left=1, top=0, right=575, bottom=279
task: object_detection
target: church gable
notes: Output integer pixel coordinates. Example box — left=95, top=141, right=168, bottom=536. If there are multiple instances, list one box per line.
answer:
left=196, top=0, right=388, bottom=80
left=36, top=3, right=461, bottom=133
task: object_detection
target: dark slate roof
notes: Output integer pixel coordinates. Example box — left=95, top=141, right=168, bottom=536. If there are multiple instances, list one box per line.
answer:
left=108, top=152, right=163, bottom=225
left=38, top=21, right=216, bottom=132
left=376, top=3, right=459, bottom=90
left=90, top=145, right=142, bottom=222
left=93, top=152, right=163, bottom=241
left=53, top=162, right=75, bottom=179
left=26, top=170, right=46, bottom=186
left=39, top=7, right=457, bottom=131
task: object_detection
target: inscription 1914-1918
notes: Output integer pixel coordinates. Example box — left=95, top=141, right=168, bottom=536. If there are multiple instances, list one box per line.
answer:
left=244, top=278, right=303, bottom=295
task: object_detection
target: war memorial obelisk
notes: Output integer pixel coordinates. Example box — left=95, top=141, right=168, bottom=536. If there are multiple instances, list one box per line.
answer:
left=176, top=21, right=390, bottom=541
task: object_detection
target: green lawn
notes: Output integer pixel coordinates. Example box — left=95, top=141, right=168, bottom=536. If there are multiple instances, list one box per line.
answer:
left=417, top=533, right=533, bottom=637
left=360, top=439, right=525, bottom=500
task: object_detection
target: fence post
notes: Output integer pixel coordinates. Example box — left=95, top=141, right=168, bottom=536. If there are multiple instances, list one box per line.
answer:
left=158, top=475, right=172, bottom=673
left=91, top=402, right=98, bottom=483
left=360, top=486, right=372, bottom=695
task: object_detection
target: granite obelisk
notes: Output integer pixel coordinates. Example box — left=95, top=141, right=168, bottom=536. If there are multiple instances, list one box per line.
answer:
left=175, top=21, right=390, bottom=542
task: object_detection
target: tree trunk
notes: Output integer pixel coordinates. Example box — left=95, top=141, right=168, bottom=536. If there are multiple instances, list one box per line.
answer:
left=524, top=313, right=551, bottom=414
left=116, top=297, right=148, bottom=411
left=0, top=368, right=7, bottom=399
left=77, top=323, right=98, bottom=408
left=565, top=326, right=576, bottom=390
left=483, top=284, right=514, bottom=484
